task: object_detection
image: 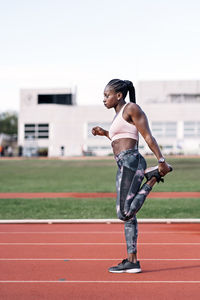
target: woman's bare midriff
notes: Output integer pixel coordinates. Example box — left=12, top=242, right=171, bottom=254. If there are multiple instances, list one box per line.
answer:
left=111, top=138, right=137, bottom=156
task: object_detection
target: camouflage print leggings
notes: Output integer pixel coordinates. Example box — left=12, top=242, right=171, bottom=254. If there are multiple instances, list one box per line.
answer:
left=115, top=149, right=152, bottom=254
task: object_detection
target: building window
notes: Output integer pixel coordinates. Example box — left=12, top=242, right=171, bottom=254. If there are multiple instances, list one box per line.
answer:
left=88, top=146, right=111, bottom=151
left=163, top=145, right=173, bottom=149
left=152, top=122, right=177, bottom=138
left=184, top=122, right=200, bottom=138
left=38, top=94, right=72, bottom=105
left=38, top=124, right=49, bottom=139
left=24, top=123, right=49, bottom=139
left=169, top=94, right=200, bottom=103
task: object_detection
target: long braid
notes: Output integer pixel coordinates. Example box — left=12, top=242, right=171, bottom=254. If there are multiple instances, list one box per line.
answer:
left=124, top=80, right=136, bottom=103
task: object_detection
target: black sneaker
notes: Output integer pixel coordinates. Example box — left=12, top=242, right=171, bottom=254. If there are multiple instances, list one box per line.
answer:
left=144, top=165, right=173, bottom=183
left=108, top=259, right=141, bottom=273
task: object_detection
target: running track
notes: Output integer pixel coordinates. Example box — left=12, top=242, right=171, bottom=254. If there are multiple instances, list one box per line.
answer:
left=0, top=223, right=200, bottom=299
left=0, top=192, right=200, bottom=198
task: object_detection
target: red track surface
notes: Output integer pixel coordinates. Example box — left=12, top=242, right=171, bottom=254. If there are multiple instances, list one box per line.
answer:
left=0, top=191, right=200, bottom=198
left=0, top=223, right=200, bottom=299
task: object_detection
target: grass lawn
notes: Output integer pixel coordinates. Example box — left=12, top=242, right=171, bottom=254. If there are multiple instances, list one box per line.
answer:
left=0, top=157, right=199, bottom=219
left=0, top=157, right=200, bottom=192
left=0, top=197, right=199, bottom=219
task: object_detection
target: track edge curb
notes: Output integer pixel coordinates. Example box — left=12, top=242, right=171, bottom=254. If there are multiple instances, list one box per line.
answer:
left=0, top=218, right=200, bottom=224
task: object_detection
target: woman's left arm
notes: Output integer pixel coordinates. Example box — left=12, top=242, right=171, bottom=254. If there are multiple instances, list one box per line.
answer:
left=128, top=103, right=170, bottom=176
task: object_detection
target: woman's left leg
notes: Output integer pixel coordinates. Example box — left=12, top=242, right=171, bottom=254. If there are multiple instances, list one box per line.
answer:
left=124, top=215, right=138, bottom=263
left=109, top=212, right=142, bottom=273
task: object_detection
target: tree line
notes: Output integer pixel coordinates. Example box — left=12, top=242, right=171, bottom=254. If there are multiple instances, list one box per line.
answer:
left=0, top=112, right=18, bottom=135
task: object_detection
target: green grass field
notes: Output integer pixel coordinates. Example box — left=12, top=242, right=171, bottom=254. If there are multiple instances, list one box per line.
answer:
left=1, top=198, right=200, bottom=220
left=0, top=157, right=199, bottom=219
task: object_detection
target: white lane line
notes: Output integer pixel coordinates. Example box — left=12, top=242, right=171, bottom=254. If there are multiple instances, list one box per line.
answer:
left=0, top=232, right=124, bottom=234
left=0, top=242, right=200, bottom=245
left=0, top=231, right=200, bottom=234
left=0, top=258, right=200, bottom=261
left=0, top=280, right=200, bottom=283
left=1, top=218, right=200, bottom=224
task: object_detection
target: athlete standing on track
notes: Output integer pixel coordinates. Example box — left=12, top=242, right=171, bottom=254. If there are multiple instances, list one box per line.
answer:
left=92, top=79, right=172, bottom=274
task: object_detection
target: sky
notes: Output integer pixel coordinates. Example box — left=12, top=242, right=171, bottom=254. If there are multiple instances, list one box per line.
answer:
left=0, top=0, right=200, bottom=112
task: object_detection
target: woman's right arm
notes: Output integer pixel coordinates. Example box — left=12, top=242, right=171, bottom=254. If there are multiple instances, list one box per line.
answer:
left=128, top=104, right=171, bottom=176
left=92, top=126, right=111, bottom=140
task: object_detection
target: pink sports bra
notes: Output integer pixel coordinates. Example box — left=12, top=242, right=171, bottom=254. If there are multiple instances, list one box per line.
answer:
left=109, top=103, right=139, bottom=142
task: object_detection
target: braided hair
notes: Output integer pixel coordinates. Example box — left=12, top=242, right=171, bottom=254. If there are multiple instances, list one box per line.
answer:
left=106, top=79, right=136, bottom=103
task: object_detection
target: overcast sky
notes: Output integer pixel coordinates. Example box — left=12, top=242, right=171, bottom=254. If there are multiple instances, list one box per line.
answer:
left=0, top=0, right=200, bottom=112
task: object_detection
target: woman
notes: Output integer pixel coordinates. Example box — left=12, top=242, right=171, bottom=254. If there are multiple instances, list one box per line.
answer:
left=92, top=79, right=172, bottom=274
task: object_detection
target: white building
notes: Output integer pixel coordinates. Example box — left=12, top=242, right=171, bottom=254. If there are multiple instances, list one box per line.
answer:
left=138, top=81, right=200, bottom=155
left=18, top=81, right=200, bottom=157
left=18, top=88, right=114, bottom=156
